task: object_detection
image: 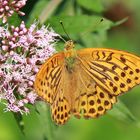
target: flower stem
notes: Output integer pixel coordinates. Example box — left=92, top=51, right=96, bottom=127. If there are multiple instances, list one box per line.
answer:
left=13, top=112, right=25, bottom=135
left=45, top=107, right=54, bottom=140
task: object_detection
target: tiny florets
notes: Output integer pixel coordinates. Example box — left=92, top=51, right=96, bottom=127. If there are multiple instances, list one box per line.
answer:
left=0, top=21, right=59, bottom=113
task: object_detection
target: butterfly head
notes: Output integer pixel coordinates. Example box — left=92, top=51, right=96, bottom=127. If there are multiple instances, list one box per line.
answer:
left=65, top=40, right=75, bottom=51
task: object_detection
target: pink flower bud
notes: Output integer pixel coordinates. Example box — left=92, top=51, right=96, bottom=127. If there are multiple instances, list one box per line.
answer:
left=23, top=28, right=27, bottom=33
left=19, top=31, right=24, bottom=35
left=9, top=10, right=14, bottom=14
left=18, top=100, right=24, bottom=107
left=15, top=27, right=19, bottom=32
left=18, top=11, right=25, bottom=16
left=20, top=22, right=25, bottom=28
left=14, top=32, right=19, bottom=37
left=3, top=1, right=8, bottom=5
left=3, top=16, right=7, bottom=23
left=33, top=67, right=39, bottom=73
left=2, top=45, right=9, bottom=51
left=28, top=81, right=33, bottom=86
left=5, top=6, right=9, bottom=11
left=2, top=40, right=6, bottom=44
left=11, top=44, right=16, bottom=48
left=0, top=8, right=4, bottom=12
left=24, top=107, right=29, bottom=113
left=23, top=99, right=28, bottom=104
left=11, top=26, right=15, bottom=30
left=11, top=37, right=16, bottom=41
left=9, top=50, right=14, bottom=55
left=9, top=41, right=14, bottom=45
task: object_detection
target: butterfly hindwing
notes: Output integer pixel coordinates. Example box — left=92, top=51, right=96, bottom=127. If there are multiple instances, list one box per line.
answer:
left=51, top=86, right=71, bottom=125
left=73, top=66, right=117, bottom=119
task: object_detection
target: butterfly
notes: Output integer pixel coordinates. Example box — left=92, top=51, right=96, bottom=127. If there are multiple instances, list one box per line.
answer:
left=34, top=40, right=140, bottom=125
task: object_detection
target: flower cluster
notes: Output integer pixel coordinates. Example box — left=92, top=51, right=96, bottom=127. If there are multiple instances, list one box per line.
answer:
left=0, top=21, right=59, bottom=114
left=0, top=0, right=27, bottom=23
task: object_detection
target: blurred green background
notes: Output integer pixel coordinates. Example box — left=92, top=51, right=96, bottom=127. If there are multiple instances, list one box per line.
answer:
left=1, top=0, right=140, bottom=140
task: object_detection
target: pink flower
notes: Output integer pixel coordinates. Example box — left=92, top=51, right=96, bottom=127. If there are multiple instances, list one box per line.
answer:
left=0, top=0, right=27, bottom=23
left=0, top=21, right=59, bottom=114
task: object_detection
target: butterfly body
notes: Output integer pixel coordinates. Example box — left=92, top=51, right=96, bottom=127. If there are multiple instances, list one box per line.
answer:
left=35, top=40, right=140, bottom=125
left=64, top=40, right=77, bottom=73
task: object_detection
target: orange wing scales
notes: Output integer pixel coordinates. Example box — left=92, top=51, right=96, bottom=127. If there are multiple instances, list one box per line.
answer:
left=34, top=53, right=64, bottom=104
left=73, top=85, right=117, bottom=119
left=78, top=49, right=140, bottom=96
left=72, top=48, right=140, bottom=120
left=35, top=47, right=140, bottom=125
left=51, top=93, right=71, bottom=125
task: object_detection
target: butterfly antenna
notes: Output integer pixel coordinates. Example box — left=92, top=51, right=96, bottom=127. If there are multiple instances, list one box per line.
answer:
left=60, top=21, right=71, bottom=40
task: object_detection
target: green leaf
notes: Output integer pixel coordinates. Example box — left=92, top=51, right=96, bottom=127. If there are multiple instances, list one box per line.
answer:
left=13, top=112, right=25, bottom=135
left=108, top=100, right=139, bottom=125
left=0, top=13, right=21, bottom=26
left=7, top=13, right=21, bottom=26
left=27, top=0, right=49, bottom=25
left=38, top=0, right=63, bottom=24
left=77, top=0, right=104, bottom=13
left=0, top=19, right=3, bottom=25
left=80, top=31, right=107, bottom=47
left=34, top=102, right=58, bottom=140
left=47, top=15, right=113, bottom=36
left=56, top=0, right=75, bottom=16
left=47, top=15, right=113, bottom=47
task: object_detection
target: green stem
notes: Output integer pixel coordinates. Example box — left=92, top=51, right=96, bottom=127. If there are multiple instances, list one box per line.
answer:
left=35, top=102, right=58, bottom=140
left=45, top=107, right=54, bottom=140
left=13, top=112, right=25, bottom=135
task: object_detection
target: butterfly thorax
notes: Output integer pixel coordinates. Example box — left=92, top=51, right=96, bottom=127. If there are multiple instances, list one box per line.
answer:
left=64, top=40, right=77, bottom=73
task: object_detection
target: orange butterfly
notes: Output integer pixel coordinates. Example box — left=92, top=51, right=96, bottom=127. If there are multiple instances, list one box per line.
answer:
left=34, top=40, right=140, bottom=125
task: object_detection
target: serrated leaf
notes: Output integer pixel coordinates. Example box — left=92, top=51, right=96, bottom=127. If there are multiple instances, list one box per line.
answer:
left=77, top=0, right=104, bottom=13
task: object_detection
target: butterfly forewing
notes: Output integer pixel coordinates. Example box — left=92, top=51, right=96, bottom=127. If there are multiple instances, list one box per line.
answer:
left=77, top=48, right=140, bottom=96
left=34, top=53, right=65, bottom=104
